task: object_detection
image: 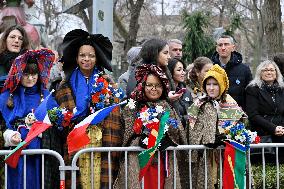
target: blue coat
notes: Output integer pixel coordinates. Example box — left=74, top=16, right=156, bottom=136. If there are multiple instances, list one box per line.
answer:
left=0, top=85, right=49, bottom=189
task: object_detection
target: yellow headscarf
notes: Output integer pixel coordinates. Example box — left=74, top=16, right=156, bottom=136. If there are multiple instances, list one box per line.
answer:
left=202, top=64, right=229, bottom=99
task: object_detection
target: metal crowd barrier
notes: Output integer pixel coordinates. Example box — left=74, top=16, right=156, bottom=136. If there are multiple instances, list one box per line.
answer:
left=0, top=149, right=65, bottom=189
left=70, top=144, right=284, bottom=189
left=248, top=143, right=284, bottom=189
left=1, top=144, right=284, bottom=189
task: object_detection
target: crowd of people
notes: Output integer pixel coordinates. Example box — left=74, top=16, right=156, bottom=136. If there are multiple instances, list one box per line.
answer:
left=0, top=24, right=284, bottom=189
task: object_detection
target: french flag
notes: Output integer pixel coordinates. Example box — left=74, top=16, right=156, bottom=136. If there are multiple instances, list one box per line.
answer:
left=67, top=100, right=127, bottom=154
left=5, top=90, right=58, bottom=168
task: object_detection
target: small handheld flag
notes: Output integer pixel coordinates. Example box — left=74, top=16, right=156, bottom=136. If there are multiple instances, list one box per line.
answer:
left=5, top=91, right=58, bottom=168
left=67, top=101, right=126, bottom=154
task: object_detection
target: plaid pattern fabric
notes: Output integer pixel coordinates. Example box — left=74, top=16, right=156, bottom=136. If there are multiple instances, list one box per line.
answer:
left=55, top=82, right=122, bottom=188
left=55, top=82, right=76, bottom=111
left=100, top=108, right=122, bottom=188
left=2, top=49, right=55, bottom=93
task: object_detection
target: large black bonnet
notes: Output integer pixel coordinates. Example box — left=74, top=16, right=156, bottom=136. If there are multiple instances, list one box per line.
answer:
left=61, top=29, right=113, bottom=74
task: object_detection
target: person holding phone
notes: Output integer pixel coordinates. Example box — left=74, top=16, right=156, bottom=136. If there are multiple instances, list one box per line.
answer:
left=167, top=58, right=193, bottom=128
left=167, top=58, right=192, bottom=189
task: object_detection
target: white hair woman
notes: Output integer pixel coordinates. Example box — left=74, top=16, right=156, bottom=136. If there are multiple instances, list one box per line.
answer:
left=246, top=60, right=284, bottom=162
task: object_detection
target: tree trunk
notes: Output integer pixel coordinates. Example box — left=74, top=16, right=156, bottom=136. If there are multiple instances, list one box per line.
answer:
left=263, top=0, right=283, bottom=59
left=124, top=0, right=145, bottom=53
left=77, top=10, right=91, bottom=32
left=251, top=0, right=264, bottom=72
left=115, top=0, right=145, bottom=73
left=218, top=5, right=225, bottom=27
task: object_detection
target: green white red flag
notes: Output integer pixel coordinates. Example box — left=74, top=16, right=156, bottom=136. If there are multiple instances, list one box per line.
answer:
left=223, top=141, right=246, bottom=189
left=138, top=110, right=170, bottom=181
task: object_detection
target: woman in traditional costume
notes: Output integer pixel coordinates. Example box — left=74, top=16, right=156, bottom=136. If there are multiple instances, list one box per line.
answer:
left=0, top=48, right=54, bottom=189
left=114, top=64, right=187, bottom=189
left=187, top=64, right=247, bottom=188
left=55, top=29, right=124, bottom=189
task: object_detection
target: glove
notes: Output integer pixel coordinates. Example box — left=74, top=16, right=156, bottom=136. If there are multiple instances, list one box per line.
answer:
left=204, top=133, right=226, bottom=148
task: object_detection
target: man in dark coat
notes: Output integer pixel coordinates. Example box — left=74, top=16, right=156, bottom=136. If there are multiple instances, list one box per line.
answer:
left=211, top=35, right=252, bottom=110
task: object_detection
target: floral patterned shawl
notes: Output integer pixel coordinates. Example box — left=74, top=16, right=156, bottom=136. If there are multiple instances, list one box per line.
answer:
left=188, top=94, right=247, bottom=132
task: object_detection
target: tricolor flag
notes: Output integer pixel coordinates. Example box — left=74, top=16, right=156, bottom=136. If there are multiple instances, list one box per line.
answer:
left=5, top=91, right=58, bottom=168
left=67, top=101, right=126, bottom=154
left=223, top=141, right=246, bottom=189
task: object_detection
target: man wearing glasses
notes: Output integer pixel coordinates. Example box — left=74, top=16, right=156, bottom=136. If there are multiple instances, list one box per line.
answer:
left=211, top=35, right=252, bottom=111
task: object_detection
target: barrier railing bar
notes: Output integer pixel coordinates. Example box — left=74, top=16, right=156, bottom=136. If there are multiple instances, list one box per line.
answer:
left=124, top=151, right=128, bottom=189
left=91, top=151, right=94, bottom=189
left=173, top=150, right=176, bottom=189
left=262, top=147, right=266, bottom=188
left=24, top=154, right=26, bottom=189
left=276, top=147, right=279, bottom=189
left=2, top=144, right=283, bottom=188
left=248, top=150, right=252, bottom=189
left=219, top=148, right=223, bottom=189
left=188, top=150, right=192, bottom=189
left=5, top=162, right=7, bottom=189
left=108, top=151, right=112, bottom=189
left=158, top=151, right=160, bottom=189
left=42, top=154, right=45, bottom=189
left=204, top=149, right=207, bottom=189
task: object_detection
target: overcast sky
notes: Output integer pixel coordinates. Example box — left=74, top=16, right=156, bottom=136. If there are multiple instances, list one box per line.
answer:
left=154, top=0, right=284, bottom=21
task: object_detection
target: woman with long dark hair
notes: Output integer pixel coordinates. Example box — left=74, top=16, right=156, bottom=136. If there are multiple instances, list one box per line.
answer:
left=0, top=25, right=30, bottom=90
left=167, top=58, right=192, bottom=127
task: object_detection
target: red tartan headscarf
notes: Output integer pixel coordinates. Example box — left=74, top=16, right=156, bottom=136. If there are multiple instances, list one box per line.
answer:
left=130, top=64, right=169, bottom=102
left=2, top=49, right=55, bottom=93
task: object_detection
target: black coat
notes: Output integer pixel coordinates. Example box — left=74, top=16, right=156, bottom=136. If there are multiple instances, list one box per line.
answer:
left=245, top=85, right=284, bottom=136
left=174, top=83, right=193, bottom=128
left=212, top=51, right=252, bottom=110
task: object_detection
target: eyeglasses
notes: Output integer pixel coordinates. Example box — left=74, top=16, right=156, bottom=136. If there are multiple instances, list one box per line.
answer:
left=145, top=83, right=163, bottom=90
left=262, top=69, right=276, bottom=73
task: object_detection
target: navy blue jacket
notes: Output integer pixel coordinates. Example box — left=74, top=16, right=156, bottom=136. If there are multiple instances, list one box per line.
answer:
left=211, top=51, right=252, bottom=110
